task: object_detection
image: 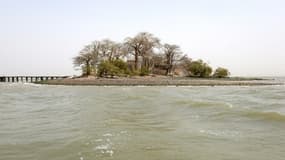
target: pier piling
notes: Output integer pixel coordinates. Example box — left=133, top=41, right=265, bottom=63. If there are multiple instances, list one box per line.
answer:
left=0, top=76, right=68, bottom=83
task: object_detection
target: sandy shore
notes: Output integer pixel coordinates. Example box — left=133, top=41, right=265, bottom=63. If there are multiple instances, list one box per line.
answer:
left=35, top=76, right=283, bottom=86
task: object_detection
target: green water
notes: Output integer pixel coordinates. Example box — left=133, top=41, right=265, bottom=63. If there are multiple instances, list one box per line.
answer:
left=0, top=83, right=285, bottom=160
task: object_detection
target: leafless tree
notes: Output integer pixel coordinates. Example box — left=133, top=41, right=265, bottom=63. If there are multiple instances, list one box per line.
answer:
left=99, top=39, right=123, bottom=61
left=163, top=44, right=183, bottom=75
left=73, top=41, right=100, bottom=76
left=72, top=32, right=196, bottom=77
left=124, top=32, right=160, bottom=70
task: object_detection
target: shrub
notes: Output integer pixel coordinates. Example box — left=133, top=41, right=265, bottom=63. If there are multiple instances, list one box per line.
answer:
left=213, top=67, right=230, bottom=78
left=112, top=59, right=128, bottom=71
left=97, top=59, right=130, bottom=77
left=140, top=67, right=150, bottom=76
left=97, top=61, right=121, bottom=77
left=187, top=60, right=212, bottom=77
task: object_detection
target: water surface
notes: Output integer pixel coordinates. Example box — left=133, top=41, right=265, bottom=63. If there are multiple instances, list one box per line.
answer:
left=0, top=82, right=285, bottom=160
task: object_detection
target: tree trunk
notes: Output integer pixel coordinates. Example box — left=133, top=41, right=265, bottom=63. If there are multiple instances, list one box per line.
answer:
left=109, top=52, right=113, bottom=61
left=165, top=68, right=169, bottom=75
left=134, top=53, right=138, bottom=70
left=86, top=61, right=91, bottom=76
left=165, top=57, right=171, bottom=75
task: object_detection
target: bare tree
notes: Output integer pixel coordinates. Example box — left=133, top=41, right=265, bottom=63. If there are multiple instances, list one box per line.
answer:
left=99, top=39, right=122, bottom=61
left=72, top=32, right=198, bottom=77
left=179, top=55, right=192, bottom=67
left=73, top=53, right=93, bottom=76
left=163, top=44, right=183, bottom=75
left=73, top=41, right=100, bottom=76
left=124, top=32, right=160, bottom=70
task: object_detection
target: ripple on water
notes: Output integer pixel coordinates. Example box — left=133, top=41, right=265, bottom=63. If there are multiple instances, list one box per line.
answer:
left=243, top=111, right=285, bottom=122
left=172, top=99, right=234, bottom=109
left=92, top=134, right=115, bottom=157
left=1, top=84, right=285, bottom=160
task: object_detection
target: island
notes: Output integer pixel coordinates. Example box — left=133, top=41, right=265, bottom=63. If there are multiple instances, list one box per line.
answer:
left=38, top=32, right=283, bottom=86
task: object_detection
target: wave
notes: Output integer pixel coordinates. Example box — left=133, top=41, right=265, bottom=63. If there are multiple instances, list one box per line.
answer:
left=6, top=82, right=43, bottom=87
left=173, top=99, right=285, bottom=123
left=244, top=111, right=285, bottom=122
left=199, top=129, right=241, bottom=138
left=172, top=100, right=234, bottom=109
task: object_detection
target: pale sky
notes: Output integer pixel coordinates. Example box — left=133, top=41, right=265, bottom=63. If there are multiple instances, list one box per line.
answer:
left=0, top=0, right=284, bottom=76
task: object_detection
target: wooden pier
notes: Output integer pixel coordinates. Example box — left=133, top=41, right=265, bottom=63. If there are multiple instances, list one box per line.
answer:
left=0, top=76, right=69, bottom=83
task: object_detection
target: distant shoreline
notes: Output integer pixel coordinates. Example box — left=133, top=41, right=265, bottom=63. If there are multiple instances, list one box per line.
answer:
left=35, top=76, right=283, bottom=86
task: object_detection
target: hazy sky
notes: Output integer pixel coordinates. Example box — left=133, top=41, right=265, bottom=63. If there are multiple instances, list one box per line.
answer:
left=0, top=0, right=284, bottom=76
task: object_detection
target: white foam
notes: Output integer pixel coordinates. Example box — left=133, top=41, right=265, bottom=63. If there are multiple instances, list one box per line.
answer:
left=95, top=144, right=109, bottom=150
left=22, top=83, right=43, bottom=87
left=103, top=133, right=112, bottom=137
left=225, top=102, right=234, bottom=108
left=199, top=130, right=205, bottom=133
left=106, top=150, right=114, bottom=156
left=95, top=139, right=103, bottom=142
left=8, top=82, right=44, bottom=88
left=200, top=129, right=240, bottom=137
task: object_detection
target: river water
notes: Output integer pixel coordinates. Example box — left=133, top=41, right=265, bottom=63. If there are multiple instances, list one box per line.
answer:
left=0, top=80, right=285, bottom=160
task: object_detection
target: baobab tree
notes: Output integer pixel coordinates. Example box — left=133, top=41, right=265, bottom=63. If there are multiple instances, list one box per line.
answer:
left=73, top=41, right=100, bottom=76
left=73, top=52, right=94, bottom=76
left=124, top=32, right=160, bottom=70
left=163, top=43, right=183, bottom=75
left=99, top=39, right=122, bottom=61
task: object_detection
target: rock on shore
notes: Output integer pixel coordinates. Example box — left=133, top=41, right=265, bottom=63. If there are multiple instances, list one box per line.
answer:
left=36, top=76, right=282, bottom=86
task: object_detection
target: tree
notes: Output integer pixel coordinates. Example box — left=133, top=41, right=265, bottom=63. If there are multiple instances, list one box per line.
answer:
left=72, top=32, right=232, bottom=78
left=124, top=32, right=160, bottom=70
left=73, top=41, right=100, bottom=76
left=152, top=54, right=165, bottom=68
left=179, top=55, right=192, bottom=68
left=162, top=44, right=183, bottom=75
left=213, top=67, right=230, bottom=78
left=187, top=60, right=213, bottom=77
left=97, top=59, right=129, bottom=77
left=73, top=53, right=94, bottom=76
left=97, top=61, right=121, bottom=77
left=99, top=39, right=123, bottom=61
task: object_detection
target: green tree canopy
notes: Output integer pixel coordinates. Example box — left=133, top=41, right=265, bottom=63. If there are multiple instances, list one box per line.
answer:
left=187, top=60, right=212, bottom=77
left=213, top=67, right=230, bottom=78
left=97, top=59, right=129, bottom=77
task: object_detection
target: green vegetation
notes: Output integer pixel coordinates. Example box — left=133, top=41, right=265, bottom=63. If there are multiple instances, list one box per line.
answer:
left=73, top=32, right=230, bottom=78
left=140, top=67, right=150, bottom=76
left=187, top=60, right=212, bottom=78
left=213, top=67, right=230, bottom=78
left=98, top=59, right=130, bottom=77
